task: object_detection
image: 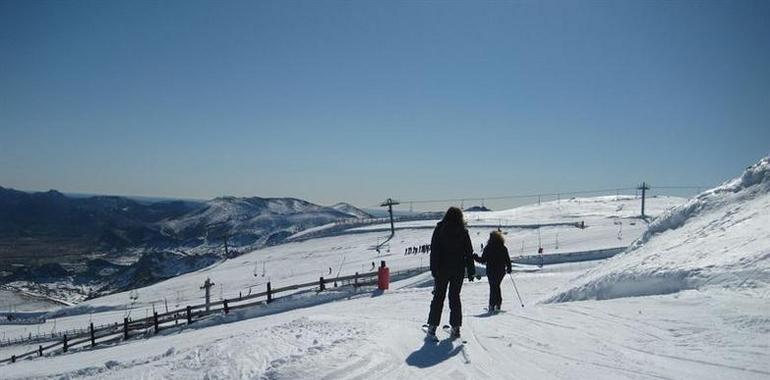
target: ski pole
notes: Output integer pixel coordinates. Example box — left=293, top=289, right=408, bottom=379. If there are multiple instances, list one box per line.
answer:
left=508, top=272, right=525, bottom=308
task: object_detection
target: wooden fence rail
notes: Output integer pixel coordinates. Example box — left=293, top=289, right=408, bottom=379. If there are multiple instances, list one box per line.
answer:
left=0, top=321, right=125, bottom=348
left=1, top=266, right=426, bottom=365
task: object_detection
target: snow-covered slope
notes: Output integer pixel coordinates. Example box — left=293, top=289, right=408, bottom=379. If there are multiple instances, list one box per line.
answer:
left=4, top=185, right=770, bottom=379
left=352, top=195, right=683, bottom=231
left=0, top=195, right=682, bottom=337
left=550, top=157, right=770, bottom=302
left=3, top=263, right=768, bottom=379
left=467, top=195, right=683, bottom=224
left=329, top=202, right=372, bottom=219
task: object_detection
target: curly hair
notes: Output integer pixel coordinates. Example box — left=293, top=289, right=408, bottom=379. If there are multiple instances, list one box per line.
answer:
left=488, top=230, right=505, bottom=246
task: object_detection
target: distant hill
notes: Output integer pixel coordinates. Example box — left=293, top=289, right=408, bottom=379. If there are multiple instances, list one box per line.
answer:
left=161, top=196, right=366, bottom=249
left=0, top=187, right=199, bottom=255
left=464, top=205, right=492, bottom=212
left=330, top=202, right=372, bottom=219
left=0, top=187, right=370, bottom=302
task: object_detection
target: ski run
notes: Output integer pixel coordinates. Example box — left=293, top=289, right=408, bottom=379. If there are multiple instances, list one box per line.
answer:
left=2, top=158, right=769, bottom=379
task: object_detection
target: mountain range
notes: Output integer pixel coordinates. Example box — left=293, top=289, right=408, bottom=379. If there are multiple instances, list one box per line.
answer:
left=0, top=187, right=371, bottom=302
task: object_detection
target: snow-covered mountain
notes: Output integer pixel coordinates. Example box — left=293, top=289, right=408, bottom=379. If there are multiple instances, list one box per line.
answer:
left=0, top=190, right=371, bottom=302
left=549, top=156, right=770, bottom=302
left=329, top=202, right=372, bottom=219
left=161, top=196, right=367, bottom=250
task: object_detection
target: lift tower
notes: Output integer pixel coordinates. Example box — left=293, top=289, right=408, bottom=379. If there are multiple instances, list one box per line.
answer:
left=637, top=182, right=650, bottom=219
left=380, top=198, right=400, bottom=236
left=200, top=277, right=215, bottom=311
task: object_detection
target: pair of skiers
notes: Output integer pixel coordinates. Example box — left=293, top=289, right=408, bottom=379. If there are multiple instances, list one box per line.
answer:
left=426, top=207, right=512, bottom=339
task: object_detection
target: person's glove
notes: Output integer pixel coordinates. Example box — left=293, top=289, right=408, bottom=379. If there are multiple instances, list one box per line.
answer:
left=473, top=253, right=480, bottom=260
left=468, top=274, right=475, bottom=282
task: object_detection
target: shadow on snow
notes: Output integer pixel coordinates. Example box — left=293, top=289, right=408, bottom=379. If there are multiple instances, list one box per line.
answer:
left=405, top=337, right=463, bottom=368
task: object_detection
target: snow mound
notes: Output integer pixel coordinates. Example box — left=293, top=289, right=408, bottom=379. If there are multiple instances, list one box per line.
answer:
left=548, top=157, right=770, bottom=302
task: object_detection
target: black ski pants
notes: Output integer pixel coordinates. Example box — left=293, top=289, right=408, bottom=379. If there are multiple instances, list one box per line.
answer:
left=428, top=273, right=464, bottom=327
left=488, top=272, right=504, bottom=308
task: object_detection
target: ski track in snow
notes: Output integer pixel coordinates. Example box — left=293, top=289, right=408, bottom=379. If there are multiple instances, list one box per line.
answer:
left=6, top=270, right=767, bottom=380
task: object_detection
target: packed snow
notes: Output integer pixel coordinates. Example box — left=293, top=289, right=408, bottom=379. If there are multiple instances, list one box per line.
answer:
left=2, top=166, right=769, bottom=380
left=3, top=263, right=767, bottom=379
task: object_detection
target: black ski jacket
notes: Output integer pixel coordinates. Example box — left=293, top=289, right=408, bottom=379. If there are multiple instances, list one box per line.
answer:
left=430, top=221, right=475, bottom=279
left=474, top=242, right=512, bottom=277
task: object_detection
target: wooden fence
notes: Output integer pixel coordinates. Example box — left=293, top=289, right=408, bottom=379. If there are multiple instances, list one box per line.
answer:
left=0, top=266, right=426, bottom=365
left=0, top=317, right=46, bottom=326
left=0, top=322, right=116, bottom=348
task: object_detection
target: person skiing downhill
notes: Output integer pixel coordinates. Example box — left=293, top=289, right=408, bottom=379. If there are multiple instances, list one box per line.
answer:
left=474, top=230, right=512, bottom=312
left=426, top=207, right=476, bottom=339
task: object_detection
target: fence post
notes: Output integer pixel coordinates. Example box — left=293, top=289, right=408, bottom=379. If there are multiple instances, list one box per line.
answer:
left=39, top=344, right=43, bottom=357
left=90, top=322, right=95, bottom=347
left=223, top=300, right=229, bottom=314
left=186, top=306, right=192, bottom=324
left=354, top=272, right=358, bottom=288
left=123, top=318, right=129, bottom=340
left=319, top=277, right=326, bottom=291
left=63, top=334, right=68, bottom=353
left=11, top=355, right=15, bottom=363
left=267, top=282, right=272, bottom=303
left=153, top=312, right=159, bottom=334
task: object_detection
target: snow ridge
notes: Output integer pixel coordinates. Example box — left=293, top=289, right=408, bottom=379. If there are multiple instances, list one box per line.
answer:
left=548, top=156, right=770, bottom=303
left=632, top=156, right=770, bottom=250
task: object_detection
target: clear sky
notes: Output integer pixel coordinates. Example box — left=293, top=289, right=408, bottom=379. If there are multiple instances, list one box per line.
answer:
left=1, top=0, right=768, bottom=209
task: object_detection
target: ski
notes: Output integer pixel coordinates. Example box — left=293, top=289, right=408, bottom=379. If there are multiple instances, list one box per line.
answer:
left=422, top=324, right=468, bottom=344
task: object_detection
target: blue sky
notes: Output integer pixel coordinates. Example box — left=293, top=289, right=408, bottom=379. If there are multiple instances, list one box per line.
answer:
left=1, top=1, right=768, bottom=209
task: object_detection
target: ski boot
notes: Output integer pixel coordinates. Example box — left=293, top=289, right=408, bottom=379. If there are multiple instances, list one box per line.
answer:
left=450, top=326, right=461, bottom=339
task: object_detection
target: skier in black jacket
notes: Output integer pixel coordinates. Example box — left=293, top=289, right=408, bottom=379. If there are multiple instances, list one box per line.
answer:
left=426, top=207, right=476, bottom=338
left=473, top=230, right=512, bottom=312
